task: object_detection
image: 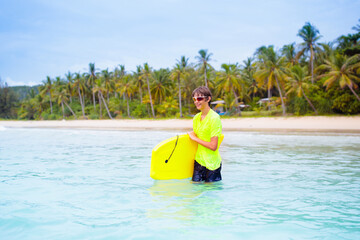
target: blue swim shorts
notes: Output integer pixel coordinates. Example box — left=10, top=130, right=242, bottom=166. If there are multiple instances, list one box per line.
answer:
left=192, top=160, right=222, bottom=182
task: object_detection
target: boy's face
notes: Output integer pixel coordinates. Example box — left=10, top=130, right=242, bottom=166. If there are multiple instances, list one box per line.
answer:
left=193, top=93, right=210, bottom=111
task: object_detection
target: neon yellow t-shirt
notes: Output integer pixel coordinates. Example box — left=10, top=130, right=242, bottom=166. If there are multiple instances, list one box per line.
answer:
left=193, top=109, right=222, bottom=170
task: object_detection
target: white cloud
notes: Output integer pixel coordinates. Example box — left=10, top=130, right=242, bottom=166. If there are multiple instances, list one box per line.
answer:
left=4, top=77, right=39, bottom=87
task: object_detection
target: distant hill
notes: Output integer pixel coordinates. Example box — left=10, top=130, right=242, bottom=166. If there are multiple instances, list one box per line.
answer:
left=10, top=85, right=40, bottom=101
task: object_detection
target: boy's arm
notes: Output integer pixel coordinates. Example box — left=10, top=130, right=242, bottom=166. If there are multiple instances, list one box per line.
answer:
left=188, top=131, right=219, bottom=151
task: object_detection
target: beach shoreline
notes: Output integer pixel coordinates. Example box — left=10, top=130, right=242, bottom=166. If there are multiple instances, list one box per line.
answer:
left=1, top=116, right=360, bottom=133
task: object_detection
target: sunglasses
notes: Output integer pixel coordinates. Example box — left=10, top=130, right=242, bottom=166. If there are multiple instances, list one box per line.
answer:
left=193, top=96, right=206, bottom=102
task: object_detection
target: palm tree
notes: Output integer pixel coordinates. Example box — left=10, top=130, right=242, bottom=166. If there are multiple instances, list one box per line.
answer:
left=56, top=86, right=77, bottom=119
left=254, top=45, right=287, bottom=115
left=352, top=19, right=360, bottom=32
left=285, top=65, right=318, bottom=114
left=101, top=69, right=113, bottom=103
left=216, top=63, right=243, bottom=114
left=40, top=76, right=53, bottom=114
left=23, top=91, right=45, bottom=119
left=118, top=65, right=126, bottom=77
left=170, top=56, right=189, bottom=118
left=281, top=43, right=298, bottom=66
left=297, top=22, right=322, bottom=83
left=116, top=75, right=134, bottom=117
left=119, top=65, right=126, bottom=100
left=152, top=69, right=172, bottom=104
left=316, top=43, right=335, bottom=65
left=337, top=33, right=360, bottom=56
left=93, top=79, right=113, bottom=119
left=53, top=76, right=65, bottom=116
left=134, top=65, right=144, bottom=103
left=54, top=76, right=63, bottom=87
left=195, top=49, right=213, bottom=87
left=182, top=67, right=199, bottom=114
left=141, top=63, right=155, bottom=118
left=28, top=88, right=37, bottom=99
left=157, top=96, right=178, bottom=117
left=241, top=58, right=260, bottom=99
left=20, top=94, right=44, bottom=120
left=73, top=72, right=87, bottom=119
left=65, top=71, right=74, bottom=103
left=87, top=63, right=97, bottom=110
left=337, top=34, right=360, bottom=49
left=34, top=94, right=46, bottom=119
left=255, top=46, right=274, bottom=104
left=113, top=65, right=125, bottom=99
left=317, top=54, right=360, bottom=101
left=171, top=63, right=182, bottom=116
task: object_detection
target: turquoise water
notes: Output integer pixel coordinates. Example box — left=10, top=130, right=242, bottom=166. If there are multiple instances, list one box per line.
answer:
left=0, top=127, right=359, bottom=240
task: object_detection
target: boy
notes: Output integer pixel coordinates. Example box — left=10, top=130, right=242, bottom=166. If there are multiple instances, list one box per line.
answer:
left=188, top=86, right=222, bottom=182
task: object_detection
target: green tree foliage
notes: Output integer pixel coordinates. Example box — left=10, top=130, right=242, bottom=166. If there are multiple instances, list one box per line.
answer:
left=338, top=19, right=360, bottom=56
left=332, top=93, right=360, bottom=114
left=5, top=20, right=360, bottom=120
left=9, top=85, right=39, bottom=101
left=0, top=80, right=19, bottom=119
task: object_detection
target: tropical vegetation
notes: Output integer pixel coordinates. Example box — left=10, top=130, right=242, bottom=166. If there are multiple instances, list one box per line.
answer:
left=1, top=21, right=360, bottom=120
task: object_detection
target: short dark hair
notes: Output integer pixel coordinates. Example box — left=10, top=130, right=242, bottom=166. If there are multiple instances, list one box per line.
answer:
left=192, top=86, right=212, bottom=106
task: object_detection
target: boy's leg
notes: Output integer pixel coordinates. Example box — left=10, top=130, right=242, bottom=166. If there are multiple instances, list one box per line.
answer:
left=192, top=160, right=206, bottom=182
left=204, top=164, right=222, bottom=182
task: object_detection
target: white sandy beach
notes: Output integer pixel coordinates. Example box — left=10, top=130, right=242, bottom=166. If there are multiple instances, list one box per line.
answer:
left=1, top=116, right=360, bottom=133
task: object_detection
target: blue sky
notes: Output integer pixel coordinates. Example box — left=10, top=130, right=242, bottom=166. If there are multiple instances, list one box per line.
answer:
left=1, top=0, right=359, bottom=86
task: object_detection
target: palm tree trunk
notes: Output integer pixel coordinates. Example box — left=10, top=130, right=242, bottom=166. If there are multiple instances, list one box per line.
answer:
left=64, top=101, right=77, bottom=119
left=92, top=85, right=96, bottom=111
left=124, top=93, right=130, bottom=117
left=204, top=65, right=208, bottom=87
left=126, top=96, right=130, bottom=117
left=100, top=92, right=113, bottom=119
left=61, top=101, right=65, bottom=119
left=188, top=98, right=192, bottom=115
left=82, top=90, right=85, bottom=108
left=98, top=92, right=102, bottom=119
left=178, top=75, right=183, bottom=118
left=146, top=76, right=155, bottom=118
left=348, top=84, right=360, bottom=101
left=310, top=45, right=314, bottom=84
left=267, top=79, right=272, bottom=111
left=77, top=88, right=83, bottom=107
left=301, top=89, right=318, bottom=114
left=275, top=76, right=286, bottom=116
left=139, top=85, right=143, bottom=103
left=49, top=92, right=53, bottom=114
left=78, top=88, right=86, bottom=119
left=147, top=104, right=150, bottom=118
left=232, top=88, right=241, bottom=116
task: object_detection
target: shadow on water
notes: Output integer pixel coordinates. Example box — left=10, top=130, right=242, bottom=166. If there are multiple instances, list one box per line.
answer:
left=147, top=179, right=224, bottom=226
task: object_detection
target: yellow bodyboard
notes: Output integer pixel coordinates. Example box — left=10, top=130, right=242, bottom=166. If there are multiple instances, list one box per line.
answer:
left=150, top=134, right=224, bottom=180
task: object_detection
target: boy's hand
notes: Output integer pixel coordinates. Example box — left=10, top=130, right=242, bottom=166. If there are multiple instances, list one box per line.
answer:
left=188, top=131, right=197, bottom=141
